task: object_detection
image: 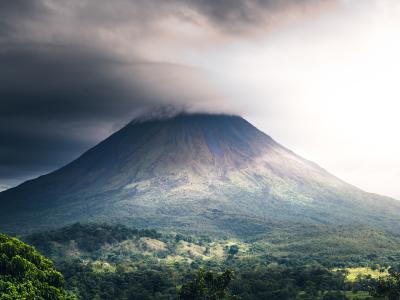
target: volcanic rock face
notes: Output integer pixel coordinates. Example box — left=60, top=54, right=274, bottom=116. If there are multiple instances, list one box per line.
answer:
left=1, top=113, right=399, bottom=235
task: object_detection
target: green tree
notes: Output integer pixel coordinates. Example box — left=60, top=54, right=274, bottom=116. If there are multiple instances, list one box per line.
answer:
left=0, top=233, right=75, bottom=300
left=178, top=269, right=238, bottom=300
left=228, top=245, right=239, bottom=256
left=322, top=291, right=348, bottom=300
left=369, top=269, right=400, bottom=300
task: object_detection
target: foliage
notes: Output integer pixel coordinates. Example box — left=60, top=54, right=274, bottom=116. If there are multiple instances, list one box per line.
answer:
left=342, top=267, right=388, bottom=282
left=231, top=264, right=348, bottom=300
left=228, top=245, right=239, bottom=256
left=26, top=222, right=160, bottom=253
left=369, top=269, right=400, bottom=300
left=23, top=222, right=400, bottom=300
left=178, top=269, right=237, bottom=300
left=0, top=233, right=75, bottom=300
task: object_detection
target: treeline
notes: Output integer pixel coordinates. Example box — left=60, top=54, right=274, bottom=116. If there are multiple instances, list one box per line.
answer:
left=58, top=260, right=177, bottom=299
left=26, top=222, right=161, bottom=252
left=20, top=223, right=400, bottom=299
left=56, top=259, right=398, bottom=299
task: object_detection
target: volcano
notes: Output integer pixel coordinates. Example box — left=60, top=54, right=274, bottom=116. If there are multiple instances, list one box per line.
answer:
left=1, top=113, right=400, bottom=235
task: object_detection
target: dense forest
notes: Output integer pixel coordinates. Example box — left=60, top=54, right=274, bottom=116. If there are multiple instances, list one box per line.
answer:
left=1, top=223, right=393, bottom=299
left=0, top=233, right=74, bottom=299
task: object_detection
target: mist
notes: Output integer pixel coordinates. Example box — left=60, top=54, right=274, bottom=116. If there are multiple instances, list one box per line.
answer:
left=1, top=0, right=400, bottom=199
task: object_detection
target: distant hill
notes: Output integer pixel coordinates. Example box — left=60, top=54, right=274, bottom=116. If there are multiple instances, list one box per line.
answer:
left=1, top=113, right=399, bottom=235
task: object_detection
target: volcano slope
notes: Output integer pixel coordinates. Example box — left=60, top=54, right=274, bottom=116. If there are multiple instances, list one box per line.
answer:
left=1, top=113, right=399, bottom=236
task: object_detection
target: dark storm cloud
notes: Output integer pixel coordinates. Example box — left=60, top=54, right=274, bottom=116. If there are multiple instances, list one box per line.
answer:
left=180, top=0, right=332, bottom=32
left=0, top=0, right=334, bottom=188
left=1, top=44, right=148, bottom=120
left=73, top=0, right=334, bottom=33
left=0, top=42, right=212, bottom=186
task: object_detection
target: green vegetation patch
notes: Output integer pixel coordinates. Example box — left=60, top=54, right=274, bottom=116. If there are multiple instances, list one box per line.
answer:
left=341, top=267, right=389, bottom=282
left=0, top=233, right=75, bottom=299
left=22, top=223, right=400, bottom=299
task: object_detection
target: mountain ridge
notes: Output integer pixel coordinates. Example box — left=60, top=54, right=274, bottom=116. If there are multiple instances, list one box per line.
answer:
left=1, top=112, right=399, bottom=235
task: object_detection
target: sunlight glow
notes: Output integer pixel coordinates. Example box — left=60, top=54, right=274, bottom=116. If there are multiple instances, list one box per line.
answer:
left=185, top=0, right=400, bottom=198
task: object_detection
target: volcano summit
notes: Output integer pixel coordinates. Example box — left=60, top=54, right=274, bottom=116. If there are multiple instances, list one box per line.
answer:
left=1, top=113, right=399, bottom=235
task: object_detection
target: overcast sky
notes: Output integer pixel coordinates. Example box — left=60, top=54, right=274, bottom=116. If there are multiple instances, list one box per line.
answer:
left=1, top=0, right=400, bottom=199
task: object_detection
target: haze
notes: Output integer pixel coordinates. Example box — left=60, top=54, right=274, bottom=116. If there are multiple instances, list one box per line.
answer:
left=1, top=0, right=399, bottom=199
